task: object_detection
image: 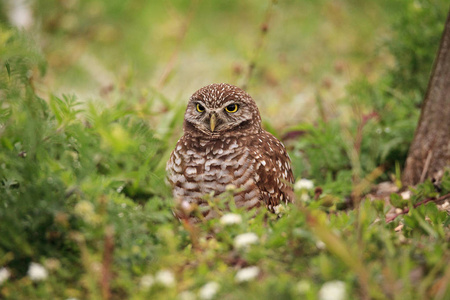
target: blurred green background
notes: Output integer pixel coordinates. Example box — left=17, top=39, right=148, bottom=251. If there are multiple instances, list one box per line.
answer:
left=2, top=0, right=408, bottom=126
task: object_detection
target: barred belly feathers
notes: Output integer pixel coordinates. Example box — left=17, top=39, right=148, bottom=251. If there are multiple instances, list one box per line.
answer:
left=166, top=83, right=294, bottom=220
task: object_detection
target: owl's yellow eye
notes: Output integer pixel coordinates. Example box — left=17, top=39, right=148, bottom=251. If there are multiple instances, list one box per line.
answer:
left=196, top=103, right=205, bottom=112
left=225, top=104, right=239, bottom=113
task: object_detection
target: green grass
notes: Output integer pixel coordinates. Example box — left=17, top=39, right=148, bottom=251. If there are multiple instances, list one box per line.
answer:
left=1, top=0, right=449, bottom=299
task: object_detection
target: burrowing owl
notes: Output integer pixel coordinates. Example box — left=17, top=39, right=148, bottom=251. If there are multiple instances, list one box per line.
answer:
left=166, top=83, right=294, bottom=220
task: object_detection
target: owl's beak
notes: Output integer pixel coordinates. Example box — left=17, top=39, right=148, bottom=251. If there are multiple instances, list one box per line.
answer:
left=210, top=113, right=217, bottom=132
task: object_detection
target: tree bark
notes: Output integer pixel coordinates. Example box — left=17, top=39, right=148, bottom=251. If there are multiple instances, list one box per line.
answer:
left=402, top=8, right=450, bottom=186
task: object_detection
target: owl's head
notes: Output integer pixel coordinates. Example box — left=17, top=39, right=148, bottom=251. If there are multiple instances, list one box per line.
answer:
left=183, top=83, right=262, bottom=137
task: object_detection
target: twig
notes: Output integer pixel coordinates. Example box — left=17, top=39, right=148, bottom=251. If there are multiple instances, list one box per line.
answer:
left=181, top=219, right=200, bottom=251
left=101, top=226, right=114, bottom=300
left=241, top=0, right=276, bottom=90
left=431, top=256, right=450, bottom=299
left=419, top=150, right=433, bottom=183
left=351, top=165, right=385, bottom=205
left=315, top=94, right=328, bottom=123
left=157, top=0, right=200, bottom=89
left=386, top=193, right=450, bottom=223
left=354, top=112, right=379, bottom=154
left=344, top=111, right=379, bottom=205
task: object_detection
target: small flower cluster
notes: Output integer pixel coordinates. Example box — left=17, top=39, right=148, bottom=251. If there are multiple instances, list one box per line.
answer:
left=295, top=178, right=314, bottom=190
left=177, top=281, right=220, bottom=300
left=295, top=178, right=314, bottom=201
left=0, top=267, right=11, bottom=285
left=199, top=281, right=220, bottom=299
left=140, top=269, right=176, bottom=290
left=74, top=200, right=101, bottom=225
left=319, top=280, right=346, bottom=300
left=234, top=232, right=259, bottom=249
left=274, top=203, right=290, bottom=216
left=140, top=275, right=155, bottom=288
left=235, top=266, right=260, bottom=282
left=28, top=262, right=48, bottom=281
left=1, top=262, right=53, bottom=285
left=220, top=213, right=242, bottom=225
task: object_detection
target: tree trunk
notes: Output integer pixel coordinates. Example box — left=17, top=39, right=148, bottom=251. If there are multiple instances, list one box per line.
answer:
left=402, top=8, right=450, bottom=186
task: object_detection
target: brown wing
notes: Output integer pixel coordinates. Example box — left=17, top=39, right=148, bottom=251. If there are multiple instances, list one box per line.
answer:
left=248, top=131, right=294, bottom=211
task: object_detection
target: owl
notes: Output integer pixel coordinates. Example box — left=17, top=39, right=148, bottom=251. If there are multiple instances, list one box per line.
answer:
left=166, top=83, right=294, bottom=220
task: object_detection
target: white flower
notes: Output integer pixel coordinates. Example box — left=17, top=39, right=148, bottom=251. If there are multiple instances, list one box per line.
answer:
left=181, top=201, right=192, bottom=211
left=0, top=267, right=11, bottom=284
left=220, top=213, right=242, bottom=225
left=274, top=204, right=286, bottom=215
left=27, top=262, right=48, bottom=281
left=199, top=281, right=220, bottom=299
left=140, top=274, right=155, bottom=289
left=234, top=233, right=259, bottom=249
left=178, top=291, right=196, bottom=300
left=74, top=200, right=94, bottom=216
left=8, top=0, right=33, bottom=29
left=235, top=266, right=260, bottom=282
left=295, top=179, right=314, bottom=190
left=300, top=193, right=310, bottom=202
left=319, top=281, right=346, bottom=300
left=74, top=200, right=100, bottom=224
left=316, top=240, right=326, bottom=250
left=155, top=269, right=175, bottom=287
left=401, top=191, right=411, bottom=200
